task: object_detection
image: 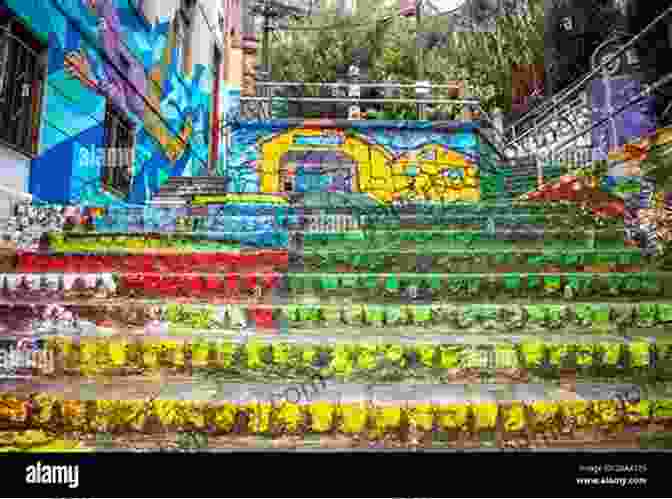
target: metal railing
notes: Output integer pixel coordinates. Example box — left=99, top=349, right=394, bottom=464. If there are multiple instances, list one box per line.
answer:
left=503, top=4, right=672, bottom=155
left=234, top=80, right=481, bottom=121
left=240, top=95, right=480, bottom=105
left=254, top=81, right=465, bottom=89
left=227, top=80, right=511, bottom=157
left=0, top=23, right=46, bottom=158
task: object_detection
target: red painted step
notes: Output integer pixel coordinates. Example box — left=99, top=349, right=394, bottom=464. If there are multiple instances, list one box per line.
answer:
left=119, top=272, right=283, bottom=298
left=16, top=251, right=289, bottom=273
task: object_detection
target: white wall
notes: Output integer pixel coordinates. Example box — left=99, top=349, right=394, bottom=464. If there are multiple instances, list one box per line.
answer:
left=0, top=146, right=30, bottom=219
left=192, top=2, right=213, bottom=71
left=140, top=0, right=159, bottom=25
left=155, top=0, right=181, bottom=23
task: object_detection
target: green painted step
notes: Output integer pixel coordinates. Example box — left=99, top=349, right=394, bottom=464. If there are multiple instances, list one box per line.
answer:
left=302, top=230, right=627, bottom=250
left=286, top=272, right=670, bottom=300
left=305, top=201, right=578, bottom=215
left=159, top=302, right=672, bottom=332
left=301, top=249, right=644, bottom=272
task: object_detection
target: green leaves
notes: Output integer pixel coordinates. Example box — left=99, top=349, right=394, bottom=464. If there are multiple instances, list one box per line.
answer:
left=525, top=305, right=547, bottom=327
left=503, top=273, right=521, bottom=290
left=637, top=304, right=658, bottom=328
left=320, top=276, right=339, bottom=291
left=165, top=304, right=217, bottom=329
left=385, top=274, right=400, bottom=292
left=595, top=305, right=613, bottom=325
left=268, top=0, right=544, bottom=115
left=659, top=304, right=672, bottom=323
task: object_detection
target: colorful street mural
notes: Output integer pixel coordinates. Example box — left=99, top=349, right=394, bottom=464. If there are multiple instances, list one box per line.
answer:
left=7, top=0, right=227, bottom=206
left=590, top=75, right=657, bottom=161
left=225, top=120, right=506, bottom=205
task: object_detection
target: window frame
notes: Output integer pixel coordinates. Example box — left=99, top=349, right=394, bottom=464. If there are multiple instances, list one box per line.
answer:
left=0, top=16, right=47, bottom=158
left=101, top=100, right=136, bottom=199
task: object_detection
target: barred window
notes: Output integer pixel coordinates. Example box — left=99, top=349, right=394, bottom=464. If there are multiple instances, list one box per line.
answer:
left=102, top=101, right=135, bottom=199
left=0, top=15, right=47, bottom=156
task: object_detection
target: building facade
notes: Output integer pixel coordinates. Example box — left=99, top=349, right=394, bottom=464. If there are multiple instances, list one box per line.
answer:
left=0, top=0, right=242, bottom=213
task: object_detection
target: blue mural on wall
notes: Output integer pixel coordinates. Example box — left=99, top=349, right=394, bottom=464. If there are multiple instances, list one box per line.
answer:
left=0, top=0, right=232, bottom=206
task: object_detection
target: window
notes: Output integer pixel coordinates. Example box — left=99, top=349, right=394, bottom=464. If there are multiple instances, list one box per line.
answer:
left=0, top=15, right=47, bottom=157
left=102, top=101, right=135, bottom=198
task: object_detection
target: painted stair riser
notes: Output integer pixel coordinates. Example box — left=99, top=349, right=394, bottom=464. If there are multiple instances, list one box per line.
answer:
left=0, top=394, right=664, bottom=436
left=0, top=273, right=283, bottom=300
left=161, top=302, right=672, bottom=332
left=29, top=201, right=588, bottom=221
left=0, top=249, right=647, bottom=272
left=302, top=229, right=626, bottom=245
left=43, top=233, right=628, bottom=253
left=48, top=232, right=290, bottom=250
left=300, top=251, right=644, bottom=272
left=29, top=338, right=667, bottom=379
left=286, top=273, right=668, bottom=300
left=16, top=302, right=670, bottom=333
left=0, top=272, right=666, bottom=300
left=16, top=252, right=289, bottom=273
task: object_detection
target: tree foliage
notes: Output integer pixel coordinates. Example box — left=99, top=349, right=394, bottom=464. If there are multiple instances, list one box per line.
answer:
left=269, top=0, right=545, bottom=114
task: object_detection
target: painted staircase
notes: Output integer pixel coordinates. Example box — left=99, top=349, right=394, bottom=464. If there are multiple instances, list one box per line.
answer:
left=1, top=200, right=671, bottom=450
left=150, top=177, right=231, bottom=206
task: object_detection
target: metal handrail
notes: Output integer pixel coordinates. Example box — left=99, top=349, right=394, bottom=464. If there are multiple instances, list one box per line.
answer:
left=255, top=81, right=464, bottom=89
left=505, top=91, right=589, bottom=154
left=546, top=72, right=672, bottom=161
left=239, top=96, right=479, bottom=105
left=504, top=3, right=672, bottom=142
